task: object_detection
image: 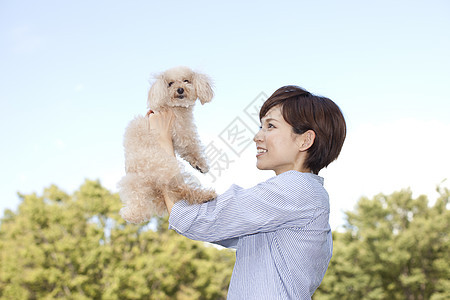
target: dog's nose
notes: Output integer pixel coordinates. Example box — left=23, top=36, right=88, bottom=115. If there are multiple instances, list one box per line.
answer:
left=177, top=88, right=184, bottom=94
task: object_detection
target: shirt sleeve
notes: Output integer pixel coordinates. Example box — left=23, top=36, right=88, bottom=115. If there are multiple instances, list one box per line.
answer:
left=168, top=171, right=326, bottom=243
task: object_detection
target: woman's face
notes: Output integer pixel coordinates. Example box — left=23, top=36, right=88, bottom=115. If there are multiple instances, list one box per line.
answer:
left=254, top=105, right=309, bottom=175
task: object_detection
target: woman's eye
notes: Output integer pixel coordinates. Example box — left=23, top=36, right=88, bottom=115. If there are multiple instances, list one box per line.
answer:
left=168, top=82, right=174, bottom=87
left=259, top=123, right=274, bottom=130
left=184, top=80, right=190, bottom=83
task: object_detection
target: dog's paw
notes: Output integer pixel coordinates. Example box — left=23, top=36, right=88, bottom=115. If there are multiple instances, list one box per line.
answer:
left=196, top=166, right=209, bottom=174
left=192, top=163, right=209, bottom=174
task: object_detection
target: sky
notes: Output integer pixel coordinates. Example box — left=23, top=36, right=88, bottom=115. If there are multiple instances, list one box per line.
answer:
left=1, top=0, right=449, bottom=230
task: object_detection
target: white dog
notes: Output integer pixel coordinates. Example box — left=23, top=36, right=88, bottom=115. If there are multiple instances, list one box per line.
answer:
left=118, top=66, right=217, bottom=224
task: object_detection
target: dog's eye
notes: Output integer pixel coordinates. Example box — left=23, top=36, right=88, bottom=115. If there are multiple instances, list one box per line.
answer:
left=184, top=80, right=190, bottom=83
left=168, top=82, right=174, bottom=87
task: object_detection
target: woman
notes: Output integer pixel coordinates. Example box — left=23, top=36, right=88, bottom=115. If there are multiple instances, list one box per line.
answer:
left=149, top=85, right=346, bottom=299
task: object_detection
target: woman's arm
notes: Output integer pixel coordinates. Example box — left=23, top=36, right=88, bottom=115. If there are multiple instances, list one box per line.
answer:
left=162, top=190, right=175, bottom=214
left=169, top=172, right=325, bottom=243
left=148, top=110, right=176, bottom=213
left=148, top=109, right=175, bottom=157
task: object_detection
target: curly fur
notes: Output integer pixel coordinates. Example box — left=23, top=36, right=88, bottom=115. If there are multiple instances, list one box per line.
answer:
left=118, top=66, right=217, bottom=223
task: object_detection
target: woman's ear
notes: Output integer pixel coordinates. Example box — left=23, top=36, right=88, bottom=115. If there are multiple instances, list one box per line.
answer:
left=298, top=130, right=316, bottom=151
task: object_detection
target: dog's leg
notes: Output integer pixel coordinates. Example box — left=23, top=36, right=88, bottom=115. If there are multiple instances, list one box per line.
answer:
left=171, top=116, right=210, bottom=173
left=169, top=181, right=217, bottom=204
left=176, top=137, right=210, bottom=173
left=118, top=174, right=156, bottom=223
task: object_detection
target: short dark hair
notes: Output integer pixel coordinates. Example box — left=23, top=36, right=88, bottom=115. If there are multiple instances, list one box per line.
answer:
left=259, top=85, right=346, bottom=174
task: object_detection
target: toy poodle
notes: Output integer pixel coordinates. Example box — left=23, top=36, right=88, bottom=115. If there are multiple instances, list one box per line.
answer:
left=118, top=66, right=217, bottom=224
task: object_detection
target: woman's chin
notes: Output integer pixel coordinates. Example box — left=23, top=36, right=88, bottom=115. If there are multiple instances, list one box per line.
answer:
left=256, top=162, right=269, bottom=171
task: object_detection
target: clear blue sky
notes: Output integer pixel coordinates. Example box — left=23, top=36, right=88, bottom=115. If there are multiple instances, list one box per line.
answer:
left=1, top=0, right=449, bottom=229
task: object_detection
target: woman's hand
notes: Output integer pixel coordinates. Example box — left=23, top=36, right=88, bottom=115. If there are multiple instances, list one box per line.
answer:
left=148, top=109, right=175, bottom=157
left=148, top=109, right=176, bottom=214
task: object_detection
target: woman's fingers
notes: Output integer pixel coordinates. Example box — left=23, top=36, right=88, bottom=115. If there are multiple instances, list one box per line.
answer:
left=148, top=110, right=173, bottom=131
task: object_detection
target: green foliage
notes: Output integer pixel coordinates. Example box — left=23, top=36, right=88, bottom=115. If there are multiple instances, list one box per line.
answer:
left=0, top=180, right=234, bottom=299
left=2, top=180, right=448, bottom=299
left=315, top=185, right=450, bottom=300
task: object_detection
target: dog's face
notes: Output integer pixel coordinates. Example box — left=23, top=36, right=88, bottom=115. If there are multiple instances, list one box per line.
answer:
left=163, top=67, right=197, bottom=107
left=148, top=66, right=213, bottom=110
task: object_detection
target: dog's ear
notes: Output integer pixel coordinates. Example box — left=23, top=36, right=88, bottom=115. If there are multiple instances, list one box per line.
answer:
left=193, top=72, right=214, bottom=105
left=147, top=75, right=168, bottom=109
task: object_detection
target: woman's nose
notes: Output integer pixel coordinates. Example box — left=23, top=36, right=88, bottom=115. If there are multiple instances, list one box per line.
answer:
left=253, top=129, right=263, bottom=142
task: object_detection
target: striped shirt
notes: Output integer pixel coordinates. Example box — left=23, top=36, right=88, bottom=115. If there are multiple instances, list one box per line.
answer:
left=168, top=170, right=332, bottom=299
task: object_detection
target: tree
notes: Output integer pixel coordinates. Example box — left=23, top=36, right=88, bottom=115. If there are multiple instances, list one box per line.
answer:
left=0, top=180, right=235, bottom=299
left=315, top=185, right=450, bottom=300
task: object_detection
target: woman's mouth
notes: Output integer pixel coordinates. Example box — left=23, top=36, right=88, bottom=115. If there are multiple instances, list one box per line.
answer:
left=256, top=147, right=267, bottom=157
